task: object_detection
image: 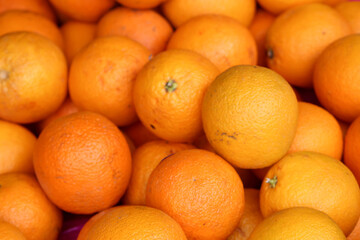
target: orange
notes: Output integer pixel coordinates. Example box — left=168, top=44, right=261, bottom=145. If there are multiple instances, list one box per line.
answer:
left=60, top=21, right=96, bottom=63
left=36, top=97, right=79, bottom=133
left=248, top=9, right=275, bottom=67
left=249, top=207, right=346, bottom=240
left=123, top=140, right=194, bottom=205
left=0, top=120, right=36, bottom=175
left=162, top=0, right=256, bottom=28
left=348, top=216, right=360, bottom=240
left=0, top=0, right=56, bottom=22
left=344, top=116, right=360, bottom=185
left=122, top=121, right=161, bottom=147
left=146, top=149, right=244, bottom=240
left=228, top=189, right=263, bottom=240
left=33, top=111, right=132, bottom=214
left=266, top=3, right=351, bottom=88
left=0, top=10, right=64, bottom=49
left=77, top=206, right=187, bottom=240
left=260, top=151, right=360, bottom=236
left=167, top=15, right=257, bottom=72
left=0, top=32, right=67, bottom=124
left=288, top=102, right=343, bottom=159
left=0, top=173, right=62, bottom=240
left=96, top=7, right=173, bottom=55
left=133, top=49, right=219, bottom=143
left=336, top=2, right=360, bottom=34
left=116, top=0, right=166, bottom=9
left=0, top=221, right=26, bottom=240
left=69, top=36, right=150, bottom=126
left=49, top=0, right=115, bottom=23
left=202, top=65, right=298, bottom=169
left=313, top=34, right=360, bottom=122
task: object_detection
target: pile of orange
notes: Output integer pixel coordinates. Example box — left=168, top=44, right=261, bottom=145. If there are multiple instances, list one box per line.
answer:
left=0, top=0, right=360, bottom=239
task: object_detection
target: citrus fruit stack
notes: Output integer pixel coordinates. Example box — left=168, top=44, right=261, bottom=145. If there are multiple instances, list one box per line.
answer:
left=0, top=0, right=360, bottom=239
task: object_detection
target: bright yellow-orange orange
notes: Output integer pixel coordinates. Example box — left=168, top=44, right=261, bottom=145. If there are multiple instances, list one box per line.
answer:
left=202, top=65, right=298, bottom=169
left=260, top=151, right=360, bottom=236
left=249, top=207, right=346, bottom=240
left=78, top=206, right=187, bottom=239
left=0, top=32, right=67, bottom=124
left=134, top=49, right=219, bottom=143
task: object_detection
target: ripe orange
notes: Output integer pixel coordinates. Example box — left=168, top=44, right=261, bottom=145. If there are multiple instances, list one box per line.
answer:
left=49, top=0, right=115, bottom=22
left=69, top=36, right=150, bottom=126
left=313, top=34, right=360, bottom=122
left=260, top=151, right=360, bottom=235
left=228, top=189, right=263, bottom=240
left=33, top=111, right=132, bottom=214
left=0, top=0, right=56, bottom=22
left=146, top=149, right=244, bottom=240
left=162, top=0, right=256, bottom=28
left=249, top=207, right=346, bottom=240
left=0, top=10, right=64, bottom=49
left=167, top=14, right=257, bottom=72
left=123, top=140, right=195, bottom=205
left=288, top=102, right=343, bottom=159
left=116, top=0, right=166, bottom=10
left=202, top=65, right=298, bottom=169
left=133, top=49, right=219, bottom=143
left=36, top=97, right=79, bottom=133
left=0, top=120, right=36, bottom=175
left=0, top=173, right=62, bottom=240
left=344, top=116, right=360, bottom=185
left=0, top=221, right=26, bottom=240
left=96, top=7, right=173, bottom=55
left=348, top=216, right=360, bottom=240
left=0, top=32, right=67, bottom=124
left=78, top=206, right=187, bottom=239
left=248, top=9, right=275, bottom=67
left=60, top=21, right=96, bottom=63
left=335, top=2, right=360, bottom=34
left=266, top=3, right=351, bottom=88
left=122, top=121, right=161, bottom=147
